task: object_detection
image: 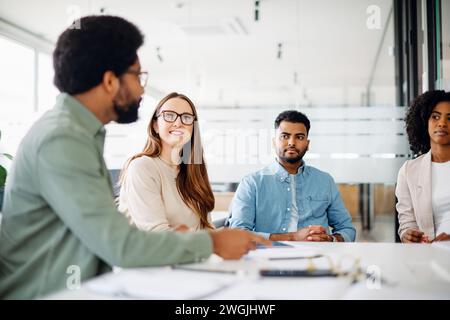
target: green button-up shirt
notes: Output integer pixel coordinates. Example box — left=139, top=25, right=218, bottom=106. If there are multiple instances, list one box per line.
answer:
left=0, top=93, right=213, bottom=299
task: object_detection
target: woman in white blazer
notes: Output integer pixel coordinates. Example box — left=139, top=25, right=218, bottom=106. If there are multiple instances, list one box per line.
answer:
left=396, top=90, right=450, bottom=243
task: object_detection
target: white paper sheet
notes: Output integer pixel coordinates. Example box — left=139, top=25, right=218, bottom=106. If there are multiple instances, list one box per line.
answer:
left=172, top=259, right=260, bottom=275
left=245, top=246, right=320, bottom=260
left=87, top=268, right=236, bottom=299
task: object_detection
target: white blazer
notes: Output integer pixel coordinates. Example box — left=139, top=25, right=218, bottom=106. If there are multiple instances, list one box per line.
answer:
left=395, top=151, right=435, bottom=239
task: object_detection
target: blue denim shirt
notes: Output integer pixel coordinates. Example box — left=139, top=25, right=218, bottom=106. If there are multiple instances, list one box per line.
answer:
left=228, top=160, right=356, bottom=242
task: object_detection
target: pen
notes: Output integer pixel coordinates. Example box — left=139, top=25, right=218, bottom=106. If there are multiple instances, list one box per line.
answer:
left=171, top=265, right=237, bottom=274
left=268, top=254, right=324, bottom=260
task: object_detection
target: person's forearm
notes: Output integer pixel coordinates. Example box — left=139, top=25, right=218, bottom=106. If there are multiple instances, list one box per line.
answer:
left=333, top=226, right=356, bottom=242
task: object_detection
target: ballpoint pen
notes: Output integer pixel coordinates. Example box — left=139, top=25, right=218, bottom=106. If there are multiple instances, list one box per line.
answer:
left=171, top=265, right=237, bottom=274
left=268, top=254, right=324, bottom=260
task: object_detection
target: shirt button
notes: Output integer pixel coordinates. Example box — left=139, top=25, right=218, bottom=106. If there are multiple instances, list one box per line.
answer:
left=287, top=208, right=290, bottom=211
left=282, top=228, right=286, bottom=231
left=287, top=188, right=290, bottom=191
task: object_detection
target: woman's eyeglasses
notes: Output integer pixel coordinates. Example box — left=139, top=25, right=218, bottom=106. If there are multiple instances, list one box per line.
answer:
left=157, top=110, right=196, bottom=125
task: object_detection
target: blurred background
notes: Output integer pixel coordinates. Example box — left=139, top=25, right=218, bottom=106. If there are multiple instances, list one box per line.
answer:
left=1, top=0, right=449, bottom=241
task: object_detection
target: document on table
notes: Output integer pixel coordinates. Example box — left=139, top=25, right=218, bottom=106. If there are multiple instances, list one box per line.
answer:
left=86, top=268, right=236, bottom=299
left=172, top=259, right=259, bottom=275
left=245, top=244, right=321, bottom=260
left=168, top=245, right=360, bottom=285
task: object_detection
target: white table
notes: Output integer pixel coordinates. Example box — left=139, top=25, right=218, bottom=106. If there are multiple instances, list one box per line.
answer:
left=46, top=242, right=450, bottom=300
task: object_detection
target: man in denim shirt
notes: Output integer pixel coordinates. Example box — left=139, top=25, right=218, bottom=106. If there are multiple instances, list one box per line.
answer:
left=229, top=110, right=356, bottom=242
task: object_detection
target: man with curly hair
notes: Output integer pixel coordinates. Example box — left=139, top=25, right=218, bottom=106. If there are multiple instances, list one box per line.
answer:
left=396, top=90, right=450, bottom=243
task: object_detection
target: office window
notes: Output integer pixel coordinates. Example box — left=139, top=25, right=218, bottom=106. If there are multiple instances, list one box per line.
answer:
left=0, top=35, right=34, bottom=118
left=37, top=52, right=59, bottom=112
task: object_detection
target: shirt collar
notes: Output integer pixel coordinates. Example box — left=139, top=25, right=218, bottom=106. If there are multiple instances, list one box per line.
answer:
left=268, top=158, right=307, bottom=181
left=56, top=93, right=104, bottom=137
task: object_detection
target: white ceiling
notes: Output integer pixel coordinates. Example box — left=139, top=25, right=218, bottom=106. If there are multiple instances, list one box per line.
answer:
left=0, top=0, right=396, bottom=107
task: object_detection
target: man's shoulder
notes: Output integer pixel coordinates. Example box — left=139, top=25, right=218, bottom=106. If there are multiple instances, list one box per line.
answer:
left=245, top=165, right=271, bottom=177
left=305, top=165, right=332, bottom=179
left=239, top=165, right=279, bottom=185
left=303, top=165, right=336, bottom=187
left=28, top=108, right=93, bottom=148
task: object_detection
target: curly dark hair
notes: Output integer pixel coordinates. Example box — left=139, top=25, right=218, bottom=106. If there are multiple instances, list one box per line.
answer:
left=53, top=15, right=144, bottom=94
left=405, top=90, right=450, bottom=155
left=275, top=110, right=311, bottom=134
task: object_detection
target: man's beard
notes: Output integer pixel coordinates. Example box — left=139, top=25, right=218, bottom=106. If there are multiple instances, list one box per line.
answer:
left=113, top=98, right=141, bottom=124
left=279, top=148, right=307, bottom=164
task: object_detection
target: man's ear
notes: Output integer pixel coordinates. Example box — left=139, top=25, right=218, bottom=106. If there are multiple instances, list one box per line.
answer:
left=102, top=71, right=119, bottom=95
left=306, top=139, right=310, bottom=151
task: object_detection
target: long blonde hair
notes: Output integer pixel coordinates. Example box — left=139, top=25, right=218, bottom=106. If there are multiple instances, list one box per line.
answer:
left=119, top=92, right=214, bottom=229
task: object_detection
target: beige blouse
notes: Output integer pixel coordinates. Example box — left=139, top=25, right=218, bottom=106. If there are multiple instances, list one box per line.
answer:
left=118, top=156, right=210, bottom=231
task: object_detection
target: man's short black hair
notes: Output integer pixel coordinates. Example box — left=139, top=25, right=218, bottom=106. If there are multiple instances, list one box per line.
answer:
left=405, top=90, right=450, bottom=156
left=53, top=15, right=144, bottom=94
left=274, top=110, right=311, bottom=134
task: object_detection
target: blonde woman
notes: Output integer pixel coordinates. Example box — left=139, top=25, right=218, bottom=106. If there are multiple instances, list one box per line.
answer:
left=118, top=92, right=214, bottom=231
